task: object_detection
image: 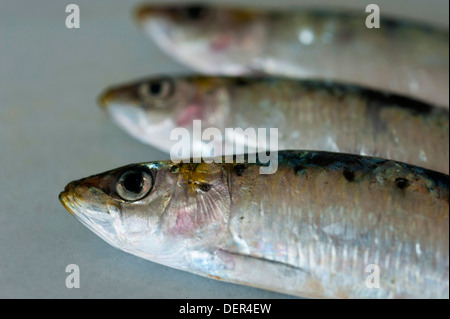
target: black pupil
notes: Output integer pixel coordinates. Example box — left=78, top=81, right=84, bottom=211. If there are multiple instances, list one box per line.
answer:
left=123, top=171, right=143, bottom=194
left=395, top=178, right=410, bottom=190
left=185, top=6, right=206, bottom=20
left=149, top=82, right=162, bottom=95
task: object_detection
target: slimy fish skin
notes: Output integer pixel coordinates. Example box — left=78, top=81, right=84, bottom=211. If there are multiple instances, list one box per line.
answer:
left=99, top=76, right=449, bottom=174
left=134, top=4, right=449, bottom=108
left=59, top=151, right=449, bottom=299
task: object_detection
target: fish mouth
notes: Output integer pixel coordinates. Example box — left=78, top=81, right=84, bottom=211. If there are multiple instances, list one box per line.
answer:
left=98, top=86, right=140, bottom=111
left=59, top=182, right=123, bottom=250
left=98, top=89, right=114, bottom=110
left=58, top=176, right=106, bottom=217
left=134, top=4, right=162, bottom=23
left=59, top=187, right=77, bottom=217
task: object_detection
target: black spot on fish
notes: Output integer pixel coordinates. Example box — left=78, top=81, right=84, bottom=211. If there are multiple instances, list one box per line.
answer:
left=294, top=165, right=306, bottom=175
left=383, top=18, right=402, bottom=32
left=184, top=5, right=208, bottom=20
left=395, top=178, right=410, bottom=190
left=234, top=77, right=252, bottom=87
left=199, top=183, right=212, bottom=192
left=343, top=169, right=355, bottom=182
left=234, top=164, right=246, bottom=176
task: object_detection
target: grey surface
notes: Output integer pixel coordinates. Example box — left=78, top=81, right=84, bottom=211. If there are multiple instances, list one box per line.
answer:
left=0, top=0, right=448, bottom=299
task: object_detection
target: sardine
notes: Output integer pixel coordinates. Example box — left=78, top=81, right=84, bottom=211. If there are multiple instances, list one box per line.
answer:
left=59, top=151, right=449, bottom=298
left=134, top=4, right=449, bottom=108
left=99, top=76, right=449, bottom=174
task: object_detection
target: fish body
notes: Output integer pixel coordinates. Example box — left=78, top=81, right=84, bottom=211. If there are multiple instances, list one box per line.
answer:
left=99, top=76, right=449, bottom=173
left=59, top=151, right=449, bottom=298
left=135, top=4, right=449, bottom=108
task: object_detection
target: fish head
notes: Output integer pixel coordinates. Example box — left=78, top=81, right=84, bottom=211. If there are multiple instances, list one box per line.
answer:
left=135, top=3, right=267, bottom=74
left=98, top=76, right=230, bottom=152
left=98, top=76, right=180, bottom=148
left=59, top=161, right=231, bottom=267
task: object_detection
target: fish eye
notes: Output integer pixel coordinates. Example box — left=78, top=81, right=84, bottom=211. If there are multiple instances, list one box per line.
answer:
left=138, top=79, right=174, bottom=102
left=184, top=6, right=208, bottom=20
left=116, top=169, right=153, bottom=201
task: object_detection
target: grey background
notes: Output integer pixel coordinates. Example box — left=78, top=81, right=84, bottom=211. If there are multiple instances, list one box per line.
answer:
left=0, top=0, right=448, bottom=298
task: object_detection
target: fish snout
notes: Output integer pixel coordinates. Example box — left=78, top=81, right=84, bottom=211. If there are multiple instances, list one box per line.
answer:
left=59, top=174, right=114, bottom=217
left=60, top=174, right=107, bottom=200
left=98, top=85, right=138, bottom=110
left=59, top=183, right=77, bottom=216
left=98, top=88, right=122, bottom=110
left=134, top=5, right=164, bottom=23
left=98, top=90, right=114, bottom=109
